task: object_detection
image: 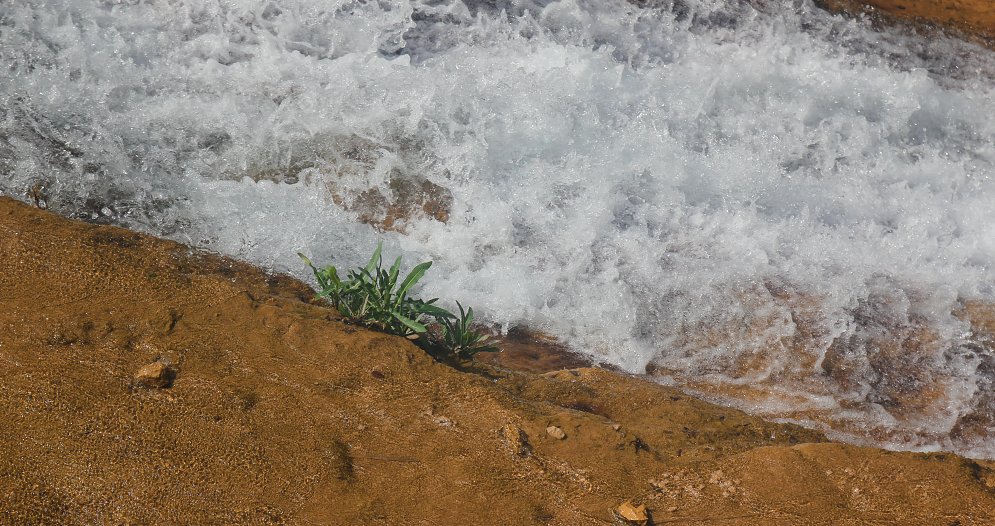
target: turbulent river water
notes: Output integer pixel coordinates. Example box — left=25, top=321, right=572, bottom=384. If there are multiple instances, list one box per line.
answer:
left=3, top=0, right=995, bottom=456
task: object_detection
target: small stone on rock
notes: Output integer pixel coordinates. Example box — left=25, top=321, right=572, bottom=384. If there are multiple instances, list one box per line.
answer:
left=614, top=501, right=649, bottom=525
left=134, top=361, right=177, bottom=389
left=545, top=425, right=566, bottom=440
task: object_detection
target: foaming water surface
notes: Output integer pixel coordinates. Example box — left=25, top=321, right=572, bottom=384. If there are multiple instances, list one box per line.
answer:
left=3, top=0, right=995, bottom=456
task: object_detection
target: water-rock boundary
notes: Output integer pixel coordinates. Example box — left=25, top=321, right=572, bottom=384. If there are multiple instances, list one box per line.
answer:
left=1, top=197, right=994, bottom=524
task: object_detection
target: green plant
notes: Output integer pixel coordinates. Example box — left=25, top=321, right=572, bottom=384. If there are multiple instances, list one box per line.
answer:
left=299, top=242, right=451, bottom=338
left=297, top=253, right=345, bottom=303
left=437, top=301, right=499, bottom=359
left=299, top=243, right=499, bottom=360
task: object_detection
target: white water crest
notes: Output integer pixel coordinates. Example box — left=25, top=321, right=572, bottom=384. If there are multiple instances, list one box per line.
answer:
left=3, top=0, right=995, bottom=456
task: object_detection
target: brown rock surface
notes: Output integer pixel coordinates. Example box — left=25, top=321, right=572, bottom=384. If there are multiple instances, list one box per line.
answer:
left=1, top=196, right=995, bottom=524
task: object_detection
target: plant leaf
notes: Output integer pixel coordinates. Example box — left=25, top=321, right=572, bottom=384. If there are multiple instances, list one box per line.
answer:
left=364, top=241, right=383, bottom=275
left=297, top=252, right=315, bottom=269
left=420, top=303, right=455, bottom=319
left=298, top=252, right=326, bottom=287
left=393, top=312, right=427, bottom=333
left=388, top=256, right=402, bottom=289
left=324, top=265, right=341, bottom=286
left=397, top=261, right=431, bottom=297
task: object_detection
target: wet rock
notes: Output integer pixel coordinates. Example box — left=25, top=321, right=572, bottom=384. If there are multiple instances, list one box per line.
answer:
left=476, top=326, right=593, bottom=374
left=546, top=425, right=566, bottom=440
left=240, top=133, right=453, bottom=233
left=351, top=174, right=452, bottom=233
left=814, top=0, right=995, bottom=47
left=613, top=500, right=649, bottom=525
left=134, top=361, right=177, bottom=389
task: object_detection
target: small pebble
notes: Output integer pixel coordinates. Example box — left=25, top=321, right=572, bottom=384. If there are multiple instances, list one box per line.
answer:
left=546, top=425, right=566, bottom=440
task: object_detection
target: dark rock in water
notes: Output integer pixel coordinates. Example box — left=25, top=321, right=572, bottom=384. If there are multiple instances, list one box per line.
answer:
left=239, top=133, right=453, bottom=233
left=347, top=171, right=453, bottom=233
left=476, top=325, right=594, bottom=374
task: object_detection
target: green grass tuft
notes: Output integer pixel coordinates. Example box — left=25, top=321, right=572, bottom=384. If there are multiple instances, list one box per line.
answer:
left=299, top=243, right=499, bottom=360
left=438, top=301, right=499, bottom=359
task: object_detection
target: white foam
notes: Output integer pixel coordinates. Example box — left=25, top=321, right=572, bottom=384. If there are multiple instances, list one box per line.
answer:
left=3, top=0, right=995, bottom=456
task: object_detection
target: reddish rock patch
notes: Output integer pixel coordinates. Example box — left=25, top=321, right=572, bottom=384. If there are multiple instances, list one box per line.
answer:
left=816, top=0, right=995, bottom=46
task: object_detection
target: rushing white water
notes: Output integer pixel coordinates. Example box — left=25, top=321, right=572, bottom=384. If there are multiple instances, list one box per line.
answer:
left=3, top=0, right=995, bottom=456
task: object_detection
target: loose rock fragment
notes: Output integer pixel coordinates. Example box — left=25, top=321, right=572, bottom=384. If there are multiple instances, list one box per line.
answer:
left=433, top=415, right=454, bottom=428
left=134, top=361, right=177, bottom=389
left=614, top=500, right=649, bottom=525
left=545, top=425, right=566, bottom=440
